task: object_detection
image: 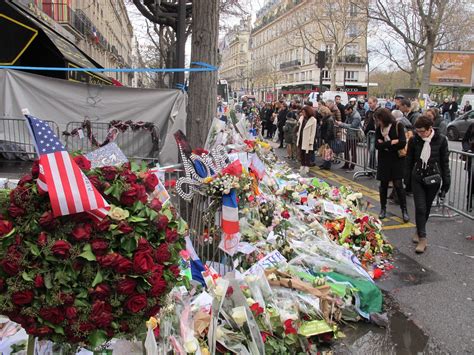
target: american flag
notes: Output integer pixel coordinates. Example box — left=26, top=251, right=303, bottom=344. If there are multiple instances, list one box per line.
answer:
left=25, top=113, right=110, bottom=219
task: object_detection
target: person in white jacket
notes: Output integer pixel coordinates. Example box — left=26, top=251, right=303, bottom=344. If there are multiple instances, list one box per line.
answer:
left=296, top=105, right=317, bottom=175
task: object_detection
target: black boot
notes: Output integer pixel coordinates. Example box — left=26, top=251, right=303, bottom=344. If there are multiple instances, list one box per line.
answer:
left=379, top=183, right=388, bottom=219
left=379, top=208, right=387, bottom=219
left=401, top=208, right=410, bottom=223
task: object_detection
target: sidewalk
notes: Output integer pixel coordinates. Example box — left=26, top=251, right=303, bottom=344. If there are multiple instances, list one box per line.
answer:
left=272, top=144, right=474, bottom=353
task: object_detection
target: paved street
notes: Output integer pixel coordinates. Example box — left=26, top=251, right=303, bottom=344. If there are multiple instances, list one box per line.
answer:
left=273, top=144, right=474, bottom=354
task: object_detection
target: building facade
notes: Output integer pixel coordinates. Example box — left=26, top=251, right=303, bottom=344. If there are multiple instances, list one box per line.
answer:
left=219, top=18, right=252, bottom=99
left=249, top=0, right=369, bottom=101
left=22, top=0, right=134, bottom=86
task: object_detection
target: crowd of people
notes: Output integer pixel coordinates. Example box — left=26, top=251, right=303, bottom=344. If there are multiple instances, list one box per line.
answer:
left=238, top=93, right=473, bottom=254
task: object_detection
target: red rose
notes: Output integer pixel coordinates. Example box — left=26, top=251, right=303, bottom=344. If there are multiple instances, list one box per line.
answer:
left=10, top=186, right=31, bottom=208
left=120, top=321, right=130, bottom=332
left=12, top=290, right=34, bottom=305
left=146, top=305, right=161, bottom=318
left=114, top=255, right=133, bottom=274
left=37, top=232, right=48, bottom=247
left=117, top=278, right=137, bottom=295
left=87, top=175, right=102, bottom=190
left=34, top=274, right=44, bottom=288
left=101, top=166, right=118, bottom=181
left=91, top=299, right=112, bottom=315
left=155, top=215, right=169, bottom=230
left=94, top=218, right=111, bottom=232
left=137, top=237, right=152, bottom=253
left=120, top=189, right=137, bottom=206
left=154, top=244, right=171, bottom=263
left=136, top=184, right=147, bottom=203
left=125, top=293, right=147, bottom=313
left=73, top=155, right=91, bottom=171
left=150, top=198, right=162, bottom=212
left=97, top=253, right=118, bottom=268
left=65, top=306, right=77, bottom=320
left=51, top=240, right=71, bottom=258
left=39, top=211, right=55, bottom=229
left=33, top=326, right=53, bottom=337
left=31, top=160, right=40, bottom=178
left=149, top=275, right=167, bottom=297
left=8, top=204, right=25, bottom=218
left=168, top=265, right=181, bottom=278
left=281, top=210, right=290, bottom=219
left=79, top=321, right=96, bottom=333
left=121, top=170, right=137, bottom=183
left=250, top=302, right=264, bottom=316
left=118, top=222, right=133, bottom=234
left=71, top=224, right=92, bottom=241
left=133, top=251, right=155, bottom=274
left=39, top=307, right=65, bottom=324
left=91, top=239, right=109, bottom=256
left=165, top=228, right=178, bottom=243
left=1, top=259, right=20, bottom=276
left=58, top=293, right=75, bottom=305
left=144, top=173, right=158, bottom=192
left=91, top=283, right=111, bottom=299
left=18, top=174, right=34, bottom=187
left=0, top=278, right=5, bottom=292
left=91, top=300, right=113, bottom=327
left=0, top=219, right=13, bottom=236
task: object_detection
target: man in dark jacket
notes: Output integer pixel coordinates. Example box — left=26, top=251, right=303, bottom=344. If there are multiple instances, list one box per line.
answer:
left=449, top=97, right=458, bottom=122
left=277, top=102, right=289, bottom=148
left=399, top=99, right=420, bottom=126
left=364, top=97, right=379, bottom=173
left=462, top=122, right=474, bottom=212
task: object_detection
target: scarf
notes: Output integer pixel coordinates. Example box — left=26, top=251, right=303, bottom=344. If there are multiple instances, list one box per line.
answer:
left=381, top=124, right=392, bottom=142
left=420, top=129, right=435, bottom=169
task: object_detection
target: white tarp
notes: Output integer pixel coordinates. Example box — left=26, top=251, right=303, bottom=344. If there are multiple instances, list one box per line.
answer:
left=0, top=69, right=187, bottom=164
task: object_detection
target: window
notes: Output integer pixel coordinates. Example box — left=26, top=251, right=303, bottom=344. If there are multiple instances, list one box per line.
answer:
left=347, top=24, right=359, bottom=37
left=349, top=3, right=358, bottom=16
left=325, top=44, right=334, bottom=56
left=345, top=71, right=359, bottom=82
left=301, top=72, right=305, bottom=81
left=321, top=70, right=330, bottom=80
left=345, top=44, right=359, bottom=56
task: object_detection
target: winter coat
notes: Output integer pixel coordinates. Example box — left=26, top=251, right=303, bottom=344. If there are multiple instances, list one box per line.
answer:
left=406, top=111, right=420, bottom=126
left=321, top=116, right=335, bottom=142
left=364, top=107, right=378, bottom=134
left=330, top=106, right=341, bottom=122
left=296, top=116, right=317, bottom=152
left=340, top=110, right=361, bottom=138
left=433, top=115, right=447, bottom=136
left=337, top=102, right=346, bottom=122
left=277, top=108, right=289, bottom=129
left=283, top=116, right=298, bottom=144
left=462, top=122, right=474, bottom=171
left=375, top=122, right=407, bottom=181
left=405, top=130, right=450, bottom=192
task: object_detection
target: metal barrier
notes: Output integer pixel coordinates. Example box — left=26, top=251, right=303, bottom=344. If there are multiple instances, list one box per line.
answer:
left=63, top=121, right=160, bottom=163
left=332, top=126, right=375, bottom=179
left=430, top=149, right=474, bottom=220
left=0, top=117, right=60, bottom=160
left=161, top=164, right=233, bottom=275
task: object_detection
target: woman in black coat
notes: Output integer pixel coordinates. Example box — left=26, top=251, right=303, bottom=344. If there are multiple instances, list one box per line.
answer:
left=374, top=108, right=409, bottom=223
left=406, top=116, right=450, bottom=253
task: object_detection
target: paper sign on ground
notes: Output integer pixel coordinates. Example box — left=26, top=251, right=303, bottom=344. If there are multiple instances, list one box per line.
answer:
left=323, top=200, right=346, bottom=216
left=244, top=250, right=287, bottom=275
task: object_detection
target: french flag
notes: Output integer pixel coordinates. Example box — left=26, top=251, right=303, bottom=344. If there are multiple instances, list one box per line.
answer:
left=222, top=189, right=239, bottom=235
left=185, top=236, right=205, bottom=286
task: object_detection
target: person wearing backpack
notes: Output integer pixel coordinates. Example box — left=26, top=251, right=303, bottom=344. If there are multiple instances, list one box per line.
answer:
left=406, top=116, right=450, bottom=253
left=374, top=108, right=410, bottom=223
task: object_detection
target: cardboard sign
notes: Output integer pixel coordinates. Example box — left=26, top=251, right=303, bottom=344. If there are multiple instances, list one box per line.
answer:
left=245, top=250, right=287, bottom=275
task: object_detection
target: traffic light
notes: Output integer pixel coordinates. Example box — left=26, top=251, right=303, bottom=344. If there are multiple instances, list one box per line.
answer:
left=317, top=51, right=326, bottom=69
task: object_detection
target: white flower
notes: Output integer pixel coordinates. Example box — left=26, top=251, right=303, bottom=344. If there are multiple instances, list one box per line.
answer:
left=183, top=336, right=199, bottom=353
left=214, top=279, right=228, bottom=298
left=354, top=227, right=362, bottom=236
left=231, top=306, right=247, bottom=326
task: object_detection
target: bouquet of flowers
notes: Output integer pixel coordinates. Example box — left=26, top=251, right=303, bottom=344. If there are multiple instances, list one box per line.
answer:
left=0, top=156, right=187, bottom=349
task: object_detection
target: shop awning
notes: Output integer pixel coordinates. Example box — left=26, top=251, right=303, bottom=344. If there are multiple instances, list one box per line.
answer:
left=0, top=1, right=111, bottom=85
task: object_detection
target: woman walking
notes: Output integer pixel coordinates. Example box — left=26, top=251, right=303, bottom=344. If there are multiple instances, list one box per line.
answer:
left=296, top=105, right=317, bottom=175
left=406, top=116, right=450, bottom=253
left=374, top=108, right=410, bottom=223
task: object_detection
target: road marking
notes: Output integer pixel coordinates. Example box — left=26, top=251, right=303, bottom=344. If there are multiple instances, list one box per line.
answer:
left=310, top=167, right=416, bottom=230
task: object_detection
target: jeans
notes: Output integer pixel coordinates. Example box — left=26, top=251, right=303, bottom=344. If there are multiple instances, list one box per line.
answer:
left=412, top=179, right=440, bottom=238
left=344, top=137, right=357, bottom=168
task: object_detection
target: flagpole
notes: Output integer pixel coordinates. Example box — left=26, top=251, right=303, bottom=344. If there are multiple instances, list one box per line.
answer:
left=21, top=108, right=40, bottom=159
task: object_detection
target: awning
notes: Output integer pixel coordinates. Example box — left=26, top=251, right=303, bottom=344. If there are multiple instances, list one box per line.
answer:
left=0, top=1, right=111, bottom=85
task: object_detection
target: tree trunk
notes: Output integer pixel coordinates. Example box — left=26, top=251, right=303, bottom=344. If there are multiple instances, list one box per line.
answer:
left=408, top=59, right=418, bottom=89
left=187, top=0, right=219, bottom=149
left=420, top=39, right=435, bottom=96
left=330, top=54, right=337, bottom=91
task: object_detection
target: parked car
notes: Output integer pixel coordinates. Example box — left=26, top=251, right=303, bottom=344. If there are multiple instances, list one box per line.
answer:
left=447, top=110, right=474, bottom=141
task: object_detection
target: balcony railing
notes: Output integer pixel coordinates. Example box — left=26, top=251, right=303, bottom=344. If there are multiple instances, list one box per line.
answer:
left=327, top=55, right=367, bottom=65
left=280, top=59, right=301, bottom=70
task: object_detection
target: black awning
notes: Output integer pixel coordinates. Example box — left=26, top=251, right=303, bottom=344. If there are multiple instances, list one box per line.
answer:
left=0, top=1, right=112, bottom=85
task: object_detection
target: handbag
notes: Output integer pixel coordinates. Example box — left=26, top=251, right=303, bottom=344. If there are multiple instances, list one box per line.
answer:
left=422, top=174, right=442, bottom=186
left=395, top=123, right=411, bottom=158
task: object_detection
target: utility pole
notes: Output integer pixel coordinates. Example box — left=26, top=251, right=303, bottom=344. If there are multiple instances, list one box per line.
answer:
left=317, top=51, right=326, bottom=100
left=175, top=0, right=186, bottom=86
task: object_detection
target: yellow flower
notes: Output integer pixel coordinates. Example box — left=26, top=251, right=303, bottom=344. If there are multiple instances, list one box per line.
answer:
left=108, top=205, right=130, bottom=221
left=204, top=177, right=213, bottom=183
left=146, top=317, right=159, bottom=330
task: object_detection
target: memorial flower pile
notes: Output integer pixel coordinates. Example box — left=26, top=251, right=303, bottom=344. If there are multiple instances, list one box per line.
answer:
left=0, top=157, right=187, bottom=348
